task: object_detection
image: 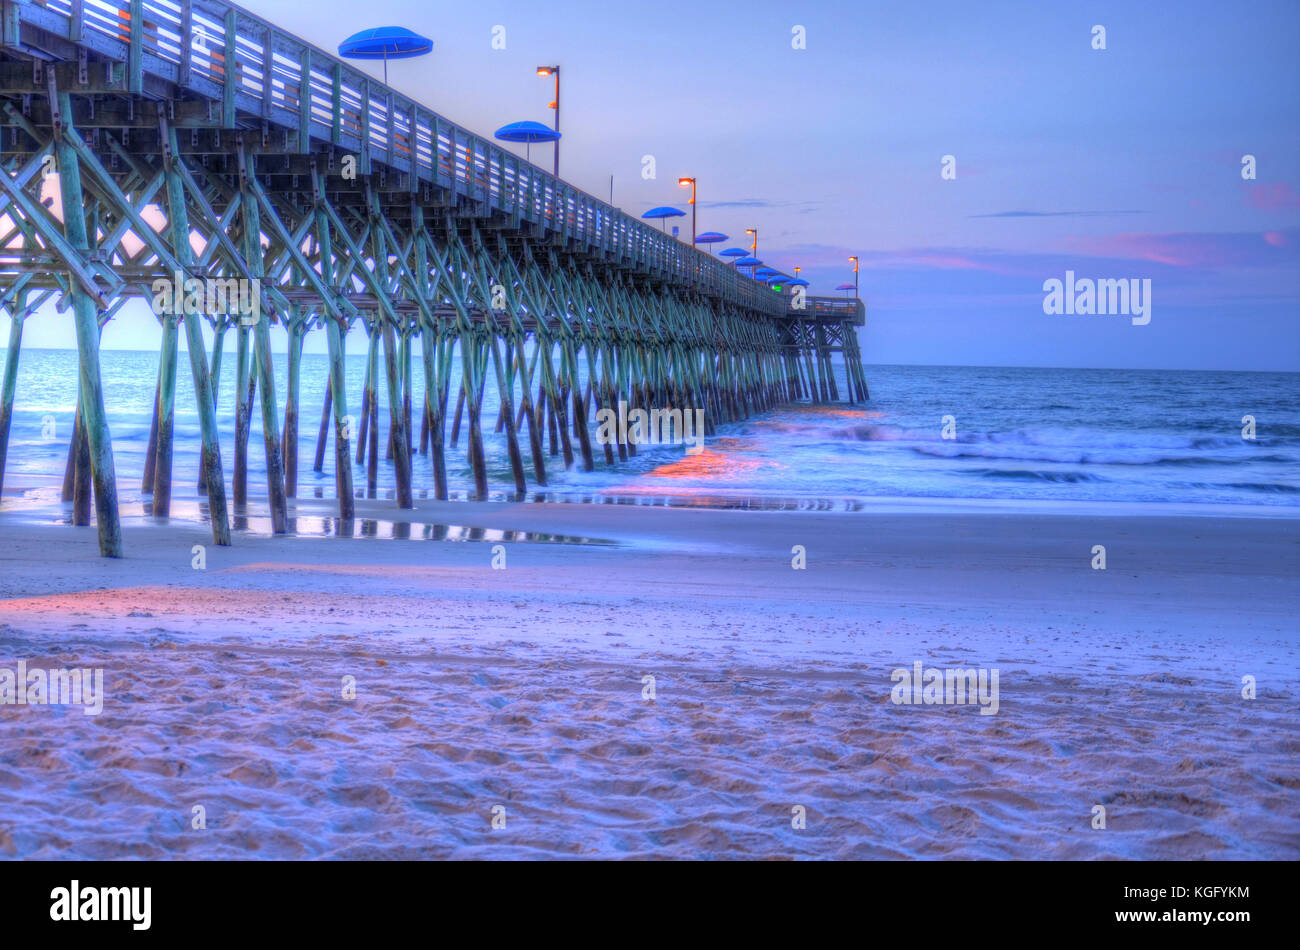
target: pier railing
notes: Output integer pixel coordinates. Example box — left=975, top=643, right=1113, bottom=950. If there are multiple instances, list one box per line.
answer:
left=8, top=0, right=791, bottom=316
left=790, top=297, right=866, bottom=325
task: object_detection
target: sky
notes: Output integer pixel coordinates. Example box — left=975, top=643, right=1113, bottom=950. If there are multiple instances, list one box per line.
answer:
left=5, top=0, right=1299, bottom=369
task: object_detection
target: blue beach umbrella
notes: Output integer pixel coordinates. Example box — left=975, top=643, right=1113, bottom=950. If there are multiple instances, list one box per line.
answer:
left=734, top=257, right=761, bottom=267
left=642, top=205, right=686, bottom=232
left=339, top=27, right=434, bottom=85
left=719, top=247, right=748, bottom=262
left=695, top=231, right=729, bottom=251
left=755, top=267, right=777, bottom=277
left=787, top=277, right=810, bottom=286
left=494, top=120, right=561, bottom=162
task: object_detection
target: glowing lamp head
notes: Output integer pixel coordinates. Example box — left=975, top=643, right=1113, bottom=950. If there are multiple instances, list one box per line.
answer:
left=536, top=66, right=555, bottom=76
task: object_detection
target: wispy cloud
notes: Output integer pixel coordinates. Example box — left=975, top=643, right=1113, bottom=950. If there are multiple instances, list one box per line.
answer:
left=698, top=199, right=775, bottom=209
left=698, top=199, right=822, bottom=211
left=968, top=210, right=1150, bottom=218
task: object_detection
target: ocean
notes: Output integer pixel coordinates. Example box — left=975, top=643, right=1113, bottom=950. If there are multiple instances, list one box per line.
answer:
left=1, top=348, right=1297, bottom=511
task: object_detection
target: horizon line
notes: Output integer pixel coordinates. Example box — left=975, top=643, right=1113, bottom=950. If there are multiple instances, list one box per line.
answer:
left=3, top=345, right=1296, bottom=375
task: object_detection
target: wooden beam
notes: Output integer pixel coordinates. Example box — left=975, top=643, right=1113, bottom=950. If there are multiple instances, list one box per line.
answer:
left=53, top=93, right=122, bottom=557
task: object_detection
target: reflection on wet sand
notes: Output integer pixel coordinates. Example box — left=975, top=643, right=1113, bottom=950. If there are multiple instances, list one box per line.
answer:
left=222, top=511, right=615, bottom=545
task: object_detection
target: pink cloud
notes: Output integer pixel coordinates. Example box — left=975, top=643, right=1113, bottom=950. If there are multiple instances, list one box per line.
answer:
left=1243, top=182, right=1300, bottom=212
left=1068, top=230, right=1298, bottom=268
left=906, top=253, right=989, bottom=271
left=859, top=250, right=1019, bottom=276
left=779, top=244, right=1012, bottom=274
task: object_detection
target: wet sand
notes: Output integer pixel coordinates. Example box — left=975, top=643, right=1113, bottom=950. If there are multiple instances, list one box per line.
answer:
left=0, top=486, right=1297, bottom=859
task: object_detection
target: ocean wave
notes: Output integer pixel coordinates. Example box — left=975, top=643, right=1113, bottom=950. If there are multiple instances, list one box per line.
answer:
left=910, top=445, right=1295, bottom=468
left=815, top=420, right=1295, bottom=469
left=1221, top=481, right=1300, bottom=494
left=967, top=468, right=1109, bottom=484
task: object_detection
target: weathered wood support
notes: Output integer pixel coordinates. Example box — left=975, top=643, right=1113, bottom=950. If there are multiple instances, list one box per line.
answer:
left=366, top=327, right=380, bottom=496
left=367, top=211, right=413, bottom=508
left=61, top=401, right=79, bottom=504
left=355, top=329, right=373, bottom=464
left=54, top=93, right=121, bottom=556
left=460, top=333, right=489, bottom=500
left=72, top=408, right=91, bottom=527
left=283, top=307, right=305, bottom=497
left=159, top=122, right=231, bottom=542
left=381, top=320, right=413, bottom=508
left=141, top=353, right=161, bottom=494
left=310, top=178, right=355, bottom=518
left=324, top=316, right=354, bottom=519
left=151, top=312, right=179, bottom=515
left=233, top=325, right=251, bottom=505
left=420, top=326, right=452, bottom=501
left=198, top=317, right=227, bottom=493
left=450, top=384, right=464, bottom=448
left=313, top=376, right=332, bottom=474
left=237, top=144, right=288, bottom=534
left=488, top=333, right=526, bottom=495
left=0, top=308, right=22, bottom=501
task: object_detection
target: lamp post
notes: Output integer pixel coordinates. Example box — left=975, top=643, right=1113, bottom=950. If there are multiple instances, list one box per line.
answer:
left=849, top=255, right=859, bottom=297
left=536, top=65, right=560, bottom=177
left=677, top=177, right=696, bottom=246
left=745, top=227, right=758, bottom=278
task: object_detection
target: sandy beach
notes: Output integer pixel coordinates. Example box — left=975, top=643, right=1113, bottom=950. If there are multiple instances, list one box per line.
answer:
left=1, top=481, right=1296, bottom=859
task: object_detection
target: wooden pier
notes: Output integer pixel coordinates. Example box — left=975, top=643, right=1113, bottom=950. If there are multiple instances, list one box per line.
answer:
left=0, top=0, right=869, bottom=556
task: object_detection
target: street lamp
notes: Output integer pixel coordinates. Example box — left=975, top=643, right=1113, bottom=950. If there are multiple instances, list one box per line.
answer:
left=849, top=255, right=859, bottom=297
left=536, top=65, right=560, bottom=177
left=677, top=177, right=697, bottom=245
left=745, top=227, right=758, bottom=278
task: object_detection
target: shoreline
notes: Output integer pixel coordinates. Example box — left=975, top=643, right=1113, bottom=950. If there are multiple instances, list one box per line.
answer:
left=4, top=471, right=1299, bottom=530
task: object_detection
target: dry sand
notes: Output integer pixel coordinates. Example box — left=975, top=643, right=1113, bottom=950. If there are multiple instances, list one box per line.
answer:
left=0, top=484, right=1297, bottom=859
